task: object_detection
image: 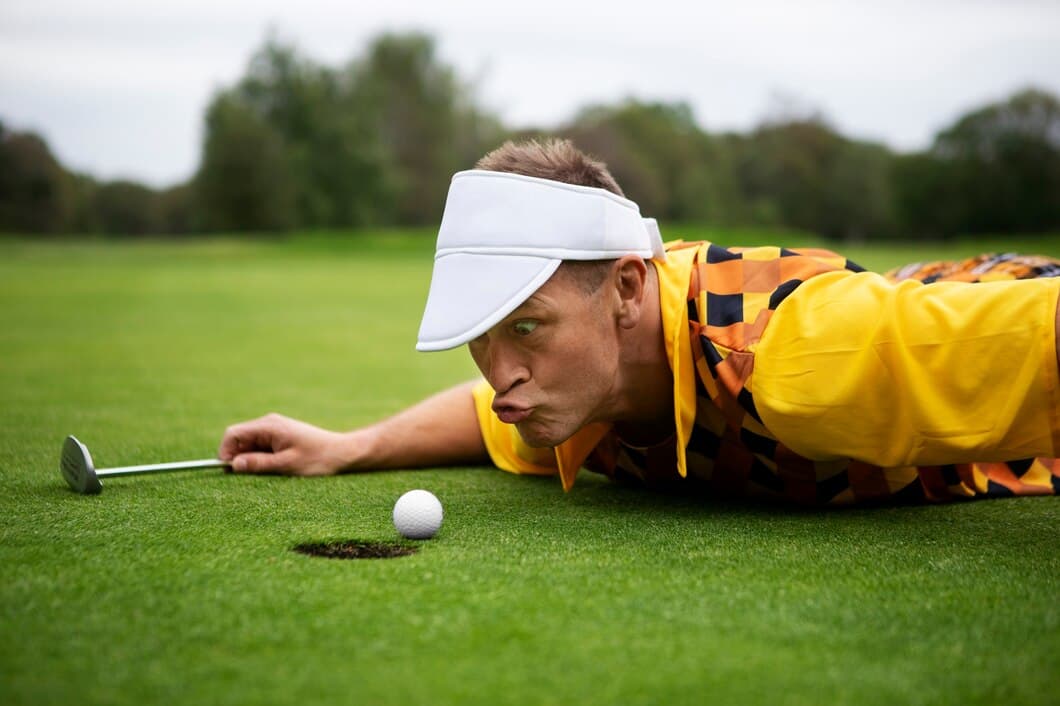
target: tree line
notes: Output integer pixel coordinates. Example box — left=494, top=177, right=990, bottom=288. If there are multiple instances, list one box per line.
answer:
left=2, top=32, right=1059, bottom=240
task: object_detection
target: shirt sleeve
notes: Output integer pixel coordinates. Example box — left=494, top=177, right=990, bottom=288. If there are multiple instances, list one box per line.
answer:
left=753, top=271, right=1060, bottom=468
left=471, top=380, right=559, bottom=476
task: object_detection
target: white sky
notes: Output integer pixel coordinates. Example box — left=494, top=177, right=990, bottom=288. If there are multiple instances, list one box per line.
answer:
left=2, top=0, right=1059, bottom=188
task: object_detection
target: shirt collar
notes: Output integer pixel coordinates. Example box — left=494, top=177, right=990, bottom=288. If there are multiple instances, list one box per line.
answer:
left=552, top=243, right=700, bottom=489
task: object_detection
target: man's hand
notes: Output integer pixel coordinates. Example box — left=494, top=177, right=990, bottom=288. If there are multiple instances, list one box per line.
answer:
left=217, top=382, right=490, bottom=477
left=218, top=413, right=355, bottom=476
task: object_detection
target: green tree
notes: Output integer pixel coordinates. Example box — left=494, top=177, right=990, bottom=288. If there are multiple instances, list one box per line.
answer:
left=157, top=184, right=194, bottom=234
left=730, top=117, right=897, bottom=240
left=195, top=41, right=379, bottom=231
left=930, top=87, right=1060, bottom=234
left=890, top=153, right=963, bottom=238
left=562, top=100, right=743, bottom=224
left=346, top=32, right=504, bottom=224
left=821, top=140, right=897, bottom=241
left=0, top=123, right=74, bottom=233
left=66, top=172, right=101, bottom=233
left=237, top=39, right=390, bottom=227
left=737, top=119, right=842, bottom=234
left=195, top=94, right=295, bottom=232
left=92, top=180, right=160, bottom=235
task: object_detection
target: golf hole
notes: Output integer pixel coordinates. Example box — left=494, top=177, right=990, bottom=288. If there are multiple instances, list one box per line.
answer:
left=293, top=540, right=418, bottom=560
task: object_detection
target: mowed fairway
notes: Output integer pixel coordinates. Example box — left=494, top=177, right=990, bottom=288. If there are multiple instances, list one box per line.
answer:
left=2, top=230, right=1058, bottom=706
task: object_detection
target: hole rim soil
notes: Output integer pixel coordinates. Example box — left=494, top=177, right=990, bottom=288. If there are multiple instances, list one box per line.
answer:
left=293, top=540, right=418, bottom=560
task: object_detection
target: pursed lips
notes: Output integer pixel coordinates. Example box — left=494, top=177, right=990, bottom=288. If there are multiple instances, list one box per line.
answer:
left=492, top=401, right=533, bottom=424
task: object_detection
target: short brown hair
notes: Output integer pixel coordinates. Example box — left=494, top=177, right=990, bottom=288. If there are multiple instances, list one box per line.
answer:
left=476, top=138, right=623, bottom=294
left=475, top=138, right=625, bottom=197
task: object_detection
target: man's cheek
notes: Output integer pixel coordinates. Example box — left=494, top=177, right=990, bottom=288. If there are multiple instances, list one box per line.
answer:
left=466, top=346, right=489, bottom=380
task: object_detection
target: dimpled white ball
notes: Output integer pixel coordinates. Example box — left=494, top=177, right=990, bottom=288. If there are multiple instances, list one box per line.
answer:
left=393, top=489, right=444, bottom=539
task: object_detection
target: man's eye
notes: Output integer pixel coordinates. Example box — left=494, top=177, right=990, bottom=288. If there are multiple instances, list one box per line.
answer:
left=513, top=320, right=538, bottom=336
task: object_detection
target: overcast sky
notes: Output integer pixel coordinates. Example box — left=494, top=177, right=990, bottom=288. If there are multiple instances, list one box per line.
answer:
left=2, top=0, right=1059, bottom=188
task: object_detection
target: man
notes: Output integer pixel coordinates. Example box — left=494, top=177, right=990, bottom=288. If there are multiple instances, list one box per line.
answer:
left=219, top=139, right=1060, bottom=505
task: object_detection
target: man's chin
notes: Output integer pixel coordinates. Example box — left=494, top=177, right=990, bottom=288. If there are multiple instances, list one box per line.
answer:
left=514, top=420, right=575, bottom=449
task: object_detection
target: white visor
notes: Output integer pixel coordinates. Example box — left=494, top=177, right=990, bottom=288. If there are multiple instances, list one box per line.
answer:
left=416, top=169, right=666, bottom=351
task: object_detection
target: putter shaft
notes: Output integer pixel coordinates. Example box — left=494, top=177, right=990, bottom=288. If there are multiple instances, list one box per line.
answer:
left=97, top=459, right=229, bottom=478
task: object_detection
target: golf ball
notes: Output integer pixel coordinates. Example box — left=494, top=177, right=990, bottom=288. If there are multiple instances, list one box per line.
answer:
left=393, top=489, right=444, bottom=539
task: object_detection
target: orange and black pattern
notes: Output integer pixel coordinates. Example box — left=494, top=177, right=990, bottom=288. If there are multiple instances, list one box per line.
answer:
left=593, top=244, right=1060, bottom=505
left=886, top=253, right=1060, bottom=283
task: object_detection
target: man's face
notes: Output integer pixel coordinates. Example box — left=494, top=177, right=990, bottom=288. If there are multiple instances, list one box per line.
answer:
left=468, top=265, right=621, bottom=448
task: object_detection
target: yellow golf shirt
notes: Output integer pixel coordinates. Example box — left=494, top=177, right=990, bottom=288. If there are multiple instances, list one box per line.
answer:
left=471, top=241, right=1060, bottom=504
left=753, top=270, right=1060, bottom=468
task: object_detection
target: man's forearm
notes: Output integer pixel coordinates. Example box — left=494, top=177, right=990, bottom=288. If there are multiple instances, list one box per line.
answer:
left=341, top=381, right=490, bottom=471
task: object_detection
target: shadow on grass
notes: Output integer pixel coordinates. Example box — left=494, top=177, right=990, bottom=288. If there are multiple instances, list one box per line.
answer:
left=550, top=470, right=1006, bottom=520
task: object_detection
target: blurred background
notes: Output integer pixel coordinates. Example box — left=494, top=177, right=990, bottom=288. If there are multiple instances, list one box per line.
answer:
left=2, top=0, right=1059, bottom=242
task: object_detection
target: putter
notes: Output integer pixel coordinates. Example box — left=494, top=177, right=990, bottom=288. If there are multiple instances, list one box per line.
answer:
left=60, top=435, right=230, bottom=494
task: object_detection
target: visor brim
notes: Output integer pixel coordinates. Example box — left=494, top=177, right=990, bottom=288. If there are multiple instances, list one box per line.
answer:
left=416, top=253, right=562, bottom=351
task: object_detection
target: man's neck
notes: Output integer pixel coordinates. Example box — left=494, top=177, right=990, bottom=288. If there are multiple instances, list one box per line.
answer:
left=609, top=264, right=675, bottom=446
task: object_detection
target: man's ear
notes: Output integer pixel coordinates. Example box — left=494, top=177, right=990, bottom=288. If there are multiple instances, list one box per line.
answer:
left=612, top=255, right=649, bottom=329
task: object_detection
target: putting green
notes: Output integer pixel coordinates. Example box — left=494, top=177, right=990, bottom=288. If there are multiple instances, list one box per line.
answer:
left=1, top=231, right=1058, bottom=705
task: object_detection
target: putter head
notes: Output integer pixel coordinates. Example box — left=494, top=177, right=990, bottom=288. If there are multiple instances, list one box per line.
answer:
left=61, top=435, right=102, bottom=494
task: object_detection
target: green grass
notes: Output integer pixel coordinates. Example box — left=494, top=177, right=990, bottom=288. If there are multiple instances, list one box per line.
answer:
left=2, top=229, right=1058, bottom=705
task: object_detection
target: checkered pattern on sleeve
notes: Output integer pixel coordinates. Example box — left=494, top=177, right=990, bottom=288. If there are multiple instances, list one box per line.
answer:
left=674, top=242, right=1060, bottom=505
left=886, top=253, right=1060, bottom=283
left=671, top=241, right=856, bottom=501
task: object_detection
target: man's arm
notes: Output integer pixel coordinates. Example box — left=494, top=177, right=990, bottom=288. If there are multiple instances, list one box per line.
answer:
left=218, top=381, right=489, bottom=475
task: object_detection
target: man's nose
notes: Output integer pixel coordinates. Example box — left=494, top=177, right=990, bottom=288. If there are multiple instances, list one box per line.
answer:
left=485, top=342, right=529, bottom=394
